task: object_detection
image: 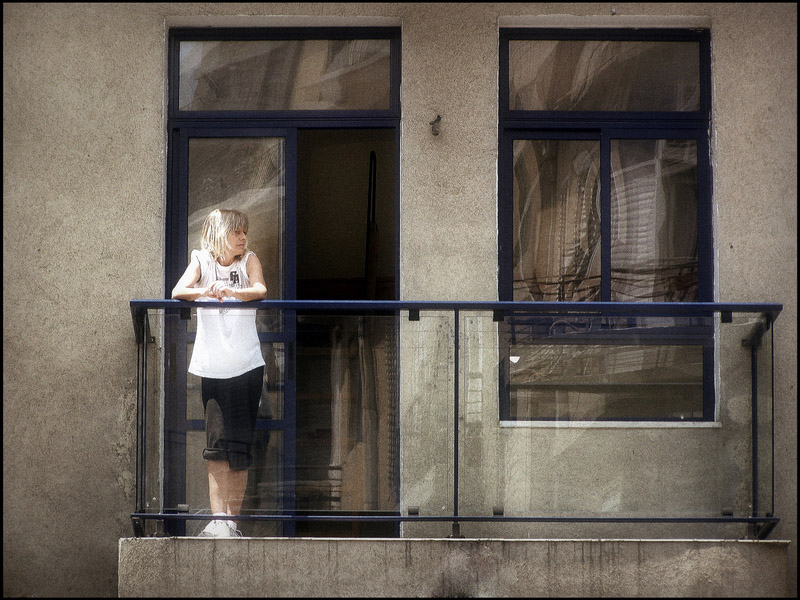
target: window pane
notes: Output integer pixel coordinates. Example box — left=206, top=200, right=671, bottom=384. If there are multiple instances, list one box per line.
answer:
left=187, top=137, right=285, bottom=300
left=509, top=40, right=700, bottom=111
left=611, top=139, right=698, bottom=301
left=513, top=139, right=601, bottom=301
left=503, top=316, right=707, bottom=421
left=179, top=39, right=391, bottom=111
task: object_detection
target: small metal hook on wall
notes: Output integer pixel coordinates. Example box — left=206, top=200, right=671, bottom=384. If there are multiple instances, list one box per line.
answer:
left=430, top=114, right=442, bottom=136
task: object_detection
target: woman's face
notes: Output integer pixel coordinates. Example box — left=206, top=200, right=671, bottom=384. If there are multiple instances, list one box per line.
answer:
left=227, top=227, right=247, bottom=254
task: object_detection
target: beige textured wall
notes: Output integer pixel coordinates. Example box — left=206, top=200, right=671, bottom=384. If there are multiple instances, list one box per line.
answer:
left=3, top=3, right=796, bottom=597
left=3, top=3, right=166, bottom=596
left=707, top=7, right=797, bottom=598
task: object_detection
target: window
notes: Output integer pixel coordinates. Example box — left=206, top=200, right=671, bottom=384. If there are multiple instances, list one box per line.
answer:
left=509, top=133, right=703, bottom=302
left=498, top=29, right=713, bottom=422
left=175, top=36, right=394, bottom=113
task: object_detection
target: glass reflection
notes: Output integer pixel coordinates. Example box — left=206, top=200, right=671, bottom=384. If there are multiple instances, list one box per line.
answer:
left=513, top=139, right=601, bottom=301
left=180, top=39, right=391, bottom=111
left=611, top=139, right=698, bottom=301
left=294, top=314, right=398, bottom=517
left=509, top=40, right=700, bottom=112
left=501, top=315, right=708, bottom=421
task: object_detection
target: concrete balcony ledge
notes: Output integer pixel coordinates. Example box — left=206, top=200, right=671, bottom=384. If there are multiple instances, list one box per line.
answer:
left=118, top=537, right=789, bottom=597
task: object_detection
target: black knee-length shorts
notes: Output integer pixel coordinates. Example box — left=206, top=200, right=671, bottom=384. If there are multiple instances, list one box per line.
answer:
left=201, top=366, right=264, bottom=471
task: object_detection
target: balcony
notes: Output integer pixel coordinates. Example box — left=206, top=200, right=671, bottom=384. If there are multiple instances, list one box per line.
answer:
left=121, top=299, right=791, bottom=596
left=128, top=299, right=782, bottom=541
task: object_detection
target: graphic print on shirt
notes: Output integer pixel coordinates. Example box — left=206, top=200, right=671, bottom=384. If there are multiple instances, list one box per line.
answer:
left=215, top=266, right=242, bottom=315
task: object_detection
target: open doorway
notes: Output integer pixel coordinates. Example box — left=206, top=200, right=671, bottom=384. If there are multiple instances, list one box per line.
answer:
left=294, top=128, right=398, bottom=536
left=297, top=128, right=396, bottom=300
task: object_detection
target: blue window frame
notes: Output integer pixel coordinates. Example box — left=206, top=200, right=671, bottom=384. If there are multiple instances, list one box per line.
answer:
left=165, top=27, right=401, bottom=535
left=168, top=27, right=401, bottom=121
left=498, top=28, right=715, bottom=422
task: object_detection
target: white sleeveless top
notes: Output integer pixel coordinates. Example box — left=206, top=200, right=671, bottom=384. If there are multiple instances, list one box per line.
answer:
left=188, top=249, right=265, bottom=379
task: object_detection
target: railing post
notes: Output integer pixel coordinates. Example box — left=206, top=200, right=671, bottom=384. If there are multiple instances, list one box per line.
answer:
left=744, top=318, right=766, bottom=538
left=751, top=336, right=759, bottom=531
left=140, top=315, right=147, bottom=515
left=135, top=308, right=149, bottom=518
left=451, top=308, right=461, bottom=537
left=135, top=316, right=142, bottom=517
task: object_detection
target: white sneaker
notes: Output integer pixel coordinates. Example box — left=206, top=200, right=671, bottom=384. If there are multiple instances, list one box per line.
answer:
left=198, top=513, right=240, bottom=538
left=198, top=519, right=229, bottom=538
left=227, top=521, right=243, bottom=537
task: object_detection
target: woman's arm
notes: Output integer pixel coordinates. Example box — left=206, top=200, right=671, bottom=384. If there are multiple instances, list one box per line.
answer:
left=171, top=255, right=211, bottom=301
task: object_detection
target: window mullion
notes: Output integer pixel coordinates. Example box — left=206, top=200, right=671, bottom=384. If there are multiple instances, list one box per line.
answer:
left=601, top=131, right=612, bottom=302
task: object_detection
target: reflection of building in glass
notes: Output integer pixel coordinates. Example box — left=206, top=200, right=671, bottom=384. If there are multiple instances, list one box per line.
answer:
left=180, top=39, right=391, bottom=111
left=509, top=40, right=701, bottom=112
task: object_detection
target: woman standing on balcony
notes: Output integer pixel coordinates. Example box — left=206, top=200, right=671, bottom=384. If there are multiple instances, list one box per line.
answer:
left=171, top=208, right=267, bottom=538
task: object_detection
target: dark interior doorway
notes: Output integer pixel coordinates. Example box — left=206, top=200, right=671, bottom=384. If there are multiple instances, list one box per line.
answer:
left=297, top=128, right=396, bottom=301
left=295, top=128, right=398, bottom=537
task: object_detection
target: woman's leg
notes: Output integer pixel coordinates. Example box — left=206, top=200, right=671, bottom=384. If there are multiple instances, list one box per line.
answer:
left=207, top=459, right=228, bottom=515
left=207, top=459, right=249, bottom=515
left=225, top=468, right=248, bottom=516
left=202, top=367, right=263, bottom=529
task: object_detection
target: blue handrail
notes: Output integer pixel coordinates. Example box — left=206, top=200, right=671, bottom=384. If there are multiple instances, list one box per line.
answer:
left=132, top=299, right=782, bottom=330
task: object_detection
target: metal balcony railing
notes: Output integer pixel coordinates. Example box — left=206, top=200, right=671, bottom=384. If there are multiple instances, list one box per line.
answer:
left=130, top=299, right=782, bottom=539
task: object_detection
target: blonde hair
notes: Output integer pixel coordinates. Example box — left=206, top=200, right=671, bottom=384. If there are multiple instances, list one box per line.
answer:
left=200, top=209, right=249, bottom=261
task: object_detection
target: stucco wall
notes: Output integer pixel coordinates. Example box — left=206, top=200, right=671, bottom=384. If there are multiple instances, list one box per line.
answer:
left=3, top=3, right=796, bottom=597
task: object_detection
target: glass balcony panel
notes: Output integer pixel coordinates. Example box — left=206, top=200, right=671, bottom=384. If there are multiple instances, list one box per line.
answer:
left=179, top=39, right=391, bottom=111
left=139, top=310, right=166, bottom=525
left=509, top=40, right=700, bottom=112
left=457, top=310, right=771, bottom=535
left=292, top=313, right=399, bottom=528
left=456, top=312, right=504, bottom=525
left=513, top=139, right=602, bottom=302
left=755, top=323, right=774, bottom=517
left=718, top=313, right=776, bottom=519
left=133, top=303, right=778, bottom=538
left=400, top=311, right=456, bottom=537
left=165, top=309, right=401, bottom=535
